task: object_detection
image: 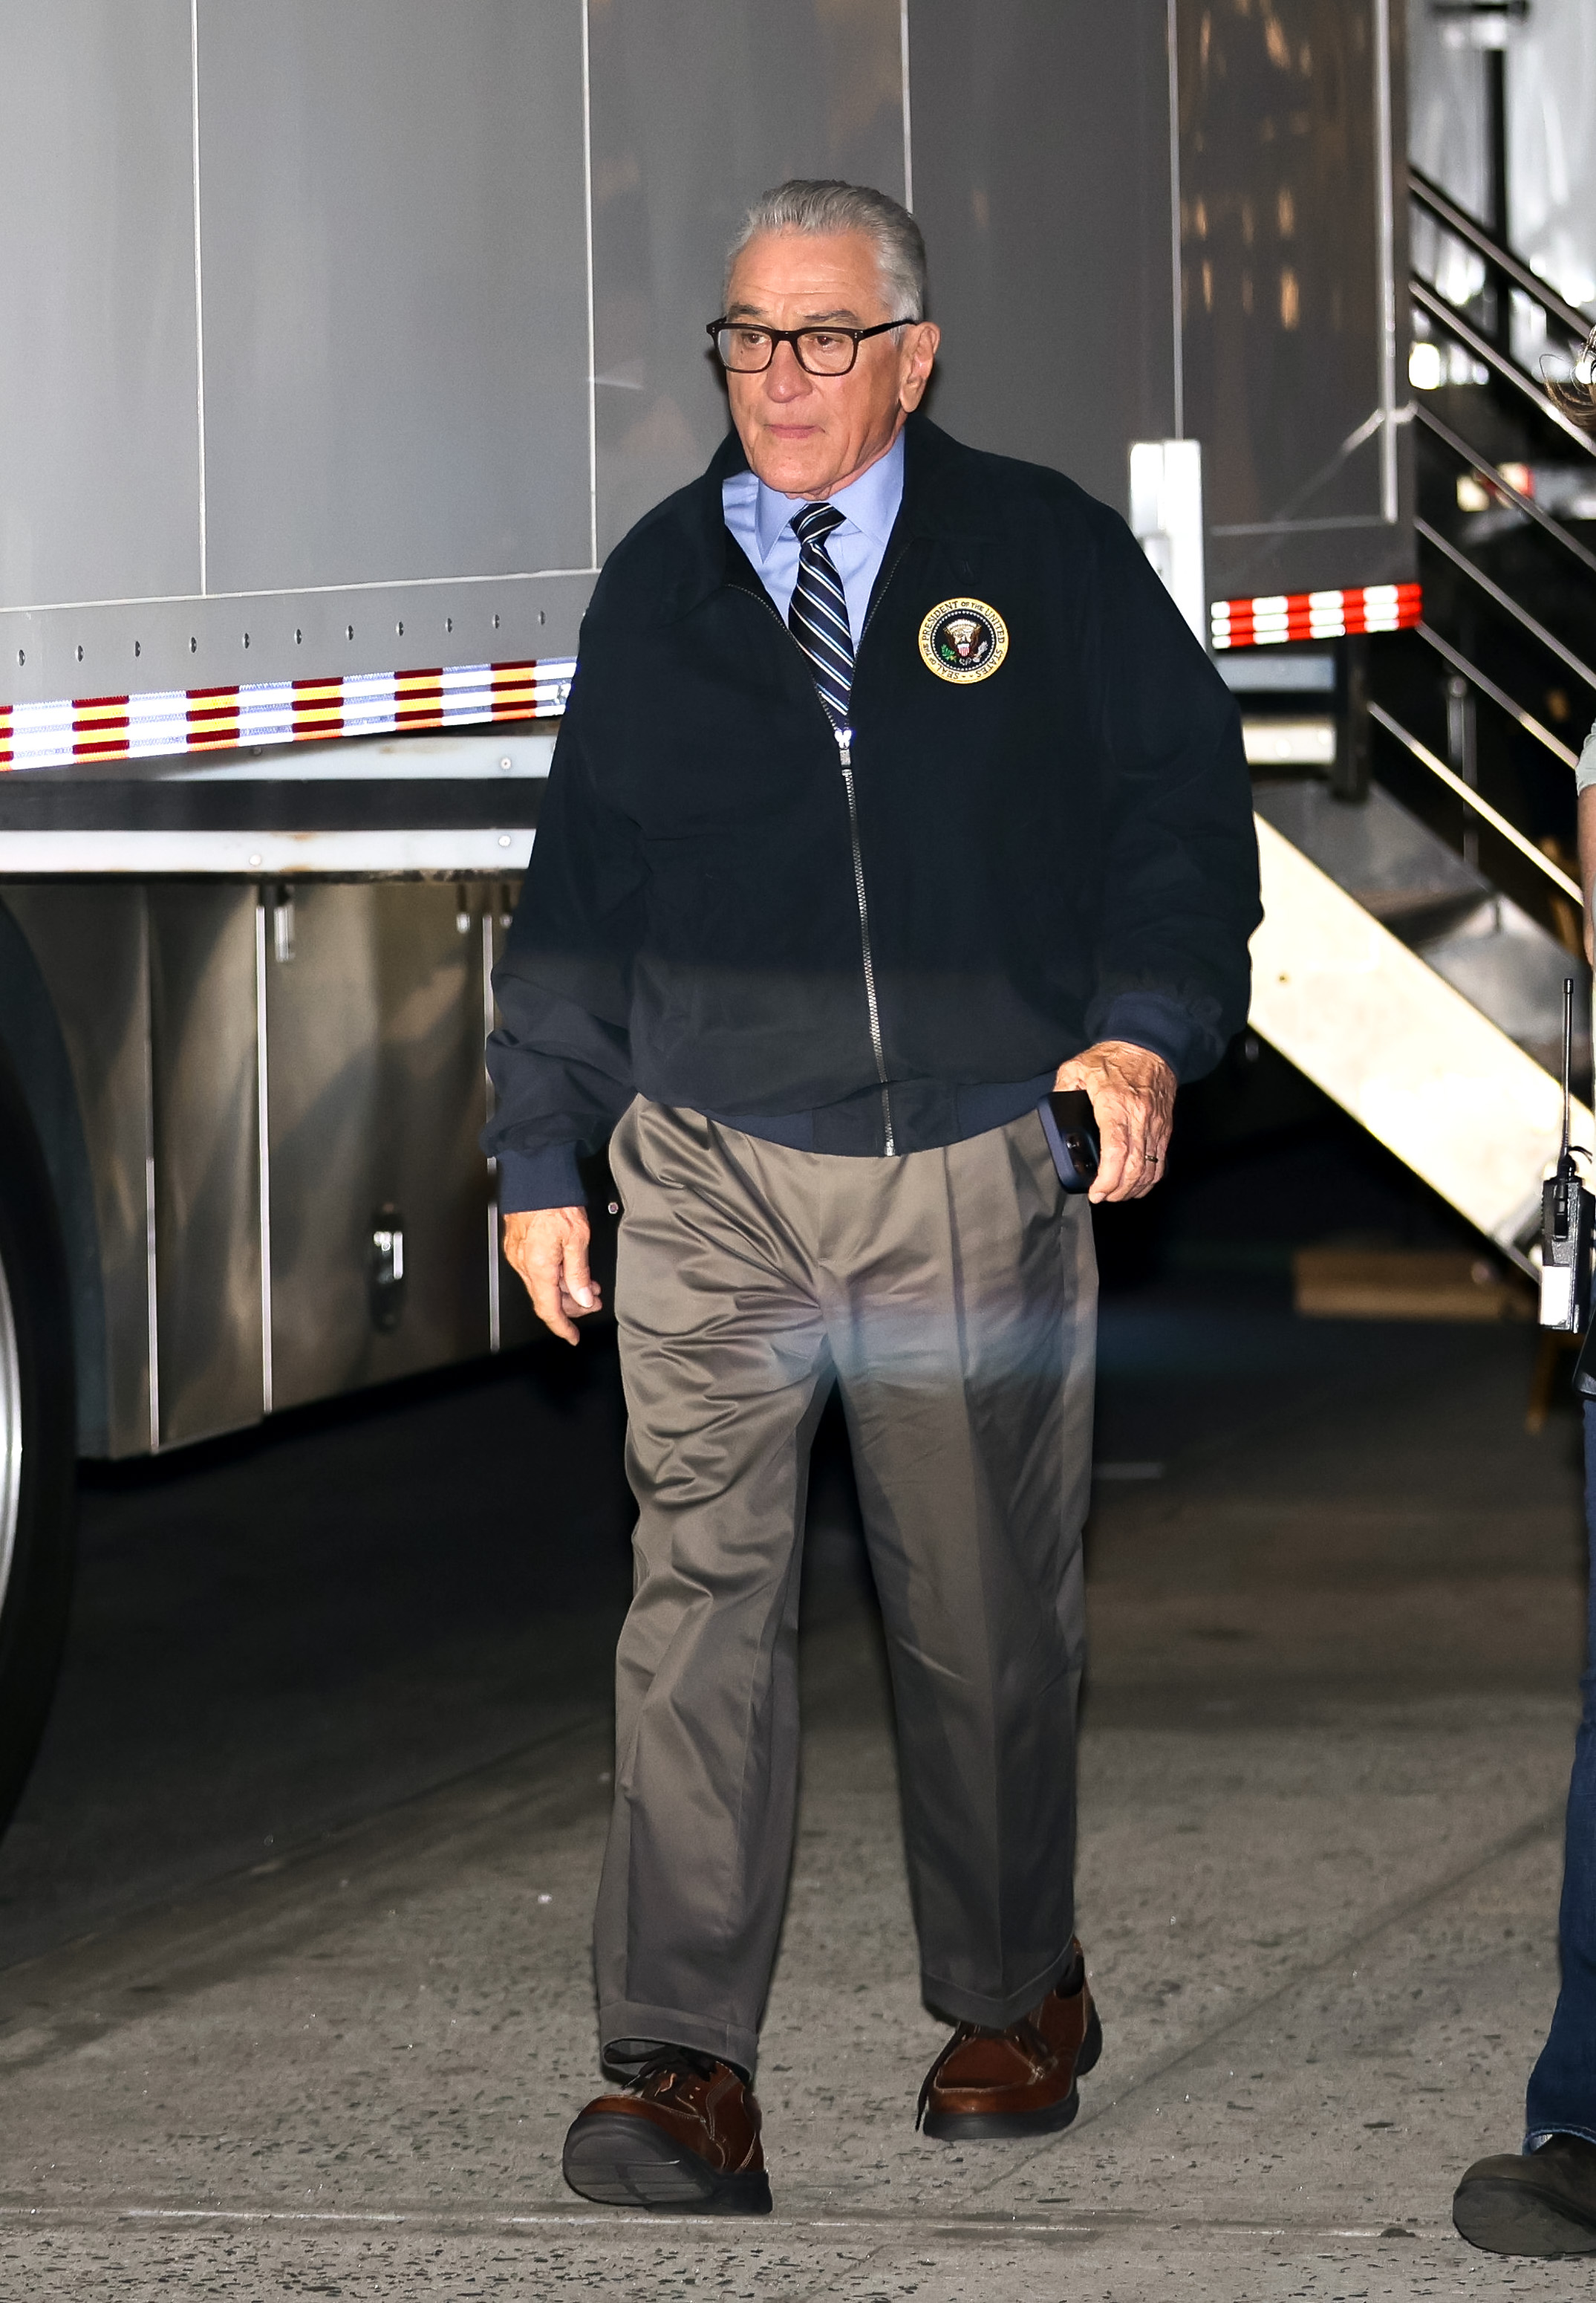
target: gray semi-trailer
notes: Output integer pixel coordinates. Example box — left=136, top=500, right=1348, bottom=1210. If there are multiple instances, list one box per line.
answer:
left=0, top=0, right=1409, bottom=1823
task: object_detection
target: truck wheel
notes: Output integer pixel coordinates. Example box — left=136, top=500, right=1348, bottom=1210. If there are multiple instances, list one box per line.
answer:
left=0, top=1055, right=76, bottom=1836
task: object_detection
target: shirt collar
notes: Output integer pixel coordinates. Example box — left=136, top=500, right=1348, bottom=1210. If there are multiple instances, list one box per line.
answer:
left=751, top=427, right=907, bottom=564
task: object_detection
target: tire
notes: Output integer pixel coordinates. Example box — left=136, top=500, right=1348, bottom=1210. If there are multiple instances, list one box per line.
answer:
left=0, top=1050, right=76, bottom=1836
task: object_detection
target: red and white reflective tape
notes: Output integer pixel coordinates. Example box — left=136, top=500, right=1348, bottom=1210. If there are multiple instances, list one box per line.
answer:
left=1210, top=584, right=1423, bottom=650
left=0, top=656, right=577, bottom=773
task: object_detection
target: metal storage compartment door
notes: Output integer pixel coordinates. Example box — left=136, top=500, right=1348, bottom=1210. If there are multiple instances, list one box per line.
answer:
left=0, top=886, right=157, bottom=1459
left=1, top=0, right=596, bottom=701
left=0, top=0, right=201, bottom=620
left=148, top=886, right=264, bottom=1447
left=264, top=883, right=490, bottom=1412
left=198, top=0, right=592, bottom=601
left=1176, top=0, right=1413, bottom=600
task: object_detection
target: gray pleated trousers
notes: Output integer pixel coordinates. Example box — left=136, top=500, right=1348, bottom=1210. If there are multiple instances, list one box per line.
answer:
left=593, top=1097, right=1096, bottom=2079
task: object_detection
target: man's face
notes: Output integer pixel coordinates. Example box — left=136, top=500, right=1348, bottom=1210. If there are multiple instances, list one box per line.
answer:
left=722, top=230, right=939, bottom=499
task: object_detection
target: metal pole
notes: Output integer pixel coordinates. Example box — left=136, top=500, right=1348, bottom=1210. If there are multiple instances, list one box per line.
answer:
left=1484, top=41, right=1511, bottom=357
left=1333, top=634, right=1372, bottom=804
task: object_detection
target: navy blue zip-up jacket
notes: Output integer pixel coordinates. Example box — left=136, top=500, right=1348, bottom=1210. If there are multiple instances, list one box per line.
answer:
left=486, top=413, right=1260, bottom=1209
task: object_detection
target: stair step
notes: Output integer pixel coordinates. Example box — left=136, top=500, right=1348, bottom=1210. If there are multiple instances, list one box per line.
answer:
left=1253, top=779, right=1589, bottom=1076
left=1251, top=814, right=1586, bottom=1256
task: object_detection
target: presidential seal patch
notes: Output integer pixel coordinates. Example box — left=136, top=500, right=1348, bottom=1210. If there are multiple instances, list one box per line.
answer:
left=919, top=597, right=1009, bottom=684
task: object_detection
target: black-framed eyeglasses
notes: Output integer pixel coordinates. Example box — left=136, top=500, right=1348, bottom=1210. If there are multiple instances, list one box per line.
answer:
left=706, top=316, right=914, bottom=377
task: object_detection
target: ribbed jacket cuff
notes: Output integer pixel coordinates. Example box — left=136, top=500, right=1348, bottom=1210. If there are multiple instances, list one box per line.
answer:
left=1094, top=993, right=1200, bottom=1081
left=495, top=1144, right=587, bottom=1212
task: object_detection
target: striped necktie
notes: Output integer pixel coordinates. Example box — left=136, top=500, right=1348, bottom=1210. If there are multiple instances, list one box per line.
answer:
left=787, top=502, right=853, bottom=730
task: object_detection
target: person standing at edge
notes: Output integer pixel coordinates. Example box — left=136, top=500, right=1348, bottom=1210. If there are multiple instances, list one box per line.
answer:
left=1453, top=330, right=1596, bottom=2261
left=486, top=180, right=1260, bottom=2215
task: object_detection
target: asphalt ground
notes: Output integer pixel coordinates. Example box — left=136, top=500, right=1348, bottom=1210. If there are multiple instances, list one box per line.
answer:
left=0, top=1272, right=1589, bottom=2299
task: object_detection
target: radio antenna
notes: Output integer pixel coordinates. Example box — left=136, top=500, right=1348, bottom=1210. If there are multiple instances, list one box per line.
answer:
left=1563, top=975, right=1575, bottom=1169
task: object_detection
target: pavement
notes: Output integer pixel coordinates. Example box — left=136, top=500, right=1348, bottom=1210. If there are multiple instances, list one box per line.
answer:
left=0, top=1278, right=1590, bottom=2299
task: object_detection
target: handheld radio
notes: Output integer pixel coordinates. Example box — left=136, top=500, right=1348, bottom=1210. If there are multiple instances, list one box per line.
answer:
left=1540, top=976, right=1592, bottom=1333
left=1039, top=1089, right=1101, bottom=1195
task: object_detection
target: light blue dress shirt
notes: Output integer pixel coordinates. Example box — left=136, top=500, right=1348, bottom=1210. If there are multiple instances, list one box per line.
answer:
left=1578, top=718, right=1596, bottom=792
left=721, top=428, right=905, bottom=643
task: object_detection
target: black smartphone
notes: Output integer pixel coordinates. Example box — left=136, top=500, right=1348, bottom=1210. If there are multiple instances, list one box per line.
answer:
left=1038, top=1090, right=1100, bottom=1195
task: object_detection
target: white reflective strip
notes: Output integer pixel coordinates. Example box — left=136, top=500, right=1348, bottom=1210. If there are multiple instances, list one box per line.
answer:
left=128, top=726, right=192, bottom=759
left=10, top=700, right=79, bottom=738
left=126, top=689, right=190, bottom=729
left=1307, top=590, right=1345, bottom=609
left=1, top=661, right=573, bottom=770
left=10, top=734, right=76, bottom=768
left=1362, top=585, right=1401, bottom=605
left=236, top=690, right=295, bottom=739
left=1251, top=594, right=1289, bottom=615
left=125, top=718, right=191, bottom=753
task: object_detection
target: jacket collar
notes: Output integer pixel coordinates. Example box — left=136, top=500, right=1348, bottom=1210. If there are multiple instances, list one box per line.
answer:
left=662, top=410, right=980, bottom=623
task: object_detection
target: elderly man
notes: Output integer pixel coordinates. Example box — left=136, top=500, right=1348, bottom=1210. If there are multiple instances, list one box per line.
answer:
left=487, top=178, right=1259, bottom=2214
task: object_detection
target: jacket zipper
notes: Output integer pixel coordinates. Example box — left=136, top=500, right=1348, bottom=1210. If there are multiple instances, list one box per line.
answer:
left=848, top=542, right=913, bottom=1155
left=834, top=724, right=894, bottom=1155
left=733, top=567, right=905, bottom=1157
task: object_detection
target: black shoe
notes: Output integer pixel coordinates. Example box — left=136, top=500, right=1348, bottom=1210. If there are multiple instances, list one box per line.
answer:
left=1453, top=2133, right=1596, bottom=2257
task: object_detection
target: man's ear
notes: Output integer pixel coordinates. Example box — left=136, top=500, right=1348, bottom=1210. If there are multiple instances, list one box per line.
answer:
left=899, top=322, right=939, bottom=410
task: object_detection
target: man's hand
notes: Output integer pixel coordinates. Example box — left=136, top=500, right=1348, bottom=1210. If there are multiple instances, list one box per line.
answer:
left=502, top=1206, right=601, bottom=1345
left=1052, top=1041, right=1176, bottom=1204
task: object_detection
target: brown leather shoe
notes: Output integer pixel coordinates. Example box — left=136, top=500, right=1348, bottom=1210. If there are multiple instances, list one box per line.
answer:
left=561, top=2047, right=772, bottom=2213
left=918, top=1942, right=1102, bottom=2140
left=1454, top=2134, right=1596, bottom=2256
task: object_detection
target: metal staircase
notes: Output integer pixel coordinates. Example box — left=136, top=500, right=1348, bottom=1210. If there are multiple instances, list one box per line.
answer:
left=1232, top=166, right=1596, bottom=1272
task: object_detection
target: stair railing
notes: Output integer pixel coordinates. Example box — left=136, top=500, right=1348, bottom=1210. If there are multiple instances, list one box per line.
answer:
left=1413, top=402, right=1596, bottom=582
left=1413, top=620, right=1577, bottom=769
left=1401, top=169, right=1595, bottom=883
left=1410, top=164, right=1592, bottom=340
left=1411, top=279, right=1596, bottom=460
left=1368, top=700, right=1582, bottom=906
left=1415, top=517, right=1596, bottom=695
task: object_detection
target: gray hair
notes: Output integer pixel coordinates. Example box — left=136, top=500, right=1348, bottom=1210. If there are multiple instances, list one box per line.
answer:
left=725, top=180, right=927, bottom=320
